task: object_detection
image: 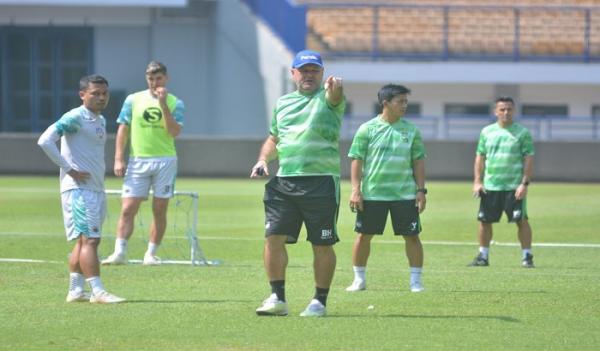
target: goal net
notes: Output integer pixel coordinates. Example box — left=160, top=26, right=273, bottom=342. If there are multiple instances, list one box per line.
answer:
left=104, top=189, right=220, bottom=266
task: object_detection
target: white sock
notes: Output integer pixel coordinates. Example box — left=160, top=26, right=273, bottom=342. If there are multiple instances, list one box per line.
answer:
left=114, top=238, right=128, bottom=255
left=522, top=249, right=532, bottom=259
left=352, top=266, right=366, bottom=283
left=69, top=272, right=85, bottom=293
left=479, top=246, right=489, bottom=259
left=146, top=242, right=159, bottom=256
left=86, top=276, right=106, bottom=296
left=410, top=267, right=422, bottom=285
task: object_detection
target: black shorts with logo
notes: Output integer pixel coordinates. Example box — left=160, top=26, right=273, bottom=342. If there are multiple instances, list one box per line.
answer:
left=263, top=176, right=339, bottom=245
left=477, top=190, right=528, bottom=223
left=354, top=200, right=421, bottom=236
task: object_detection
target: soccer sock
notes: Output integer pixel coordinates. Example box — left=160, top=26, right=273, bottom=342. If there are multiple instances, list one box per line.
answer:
left=522, top=249, right=532, bottom=259
left=114, top=238, right=128, bottom=255
left=479, top=246, right=489, bottom=259
left=269, top=280, right=285, bottom=302
left=410, top=267, right=422, bottom=285
left=352, top=266, right=366, bottom=283
left=69, top=272, right=85, bottom=293
left=86, top=276, right=106, bottom=296
left=314, top=287, right=329, bottom=307
left=146, top=242, right=159, bottom=256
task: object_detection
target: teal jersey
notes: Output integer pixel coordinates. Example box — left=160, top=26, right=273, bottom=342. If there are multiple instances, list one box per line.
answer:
left=270, top=87, right=345, bottom=176
left=477, top=122, right=535, bottom=191
left=348, top=116, right=426, bottom=200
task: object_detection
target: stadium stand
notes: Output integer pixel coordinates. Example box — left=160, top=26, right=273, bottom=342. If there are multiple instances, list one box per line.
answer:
left=301, top=0, right=600, bottom=60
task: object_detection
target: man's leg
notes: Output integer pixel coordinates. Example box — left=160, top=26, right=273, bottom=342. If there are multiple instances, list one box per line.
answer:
left=404, top=235, right=424, bottom=292
left=81, top=236, right=125, bottom=304
left=102, top=197, right=142, bottom=265
left=517, top=219, right=534, bottom=267
left=66, top=238, right=87, bottom=302
left=256, top=235, right=289, bottom=316
left=300, top=244, right=336, bottom=317
left=469, top=222, right=493, bottom=266
left=149, top=197, right=169, bottom=246
left=346, top=234, right=373, bottom=291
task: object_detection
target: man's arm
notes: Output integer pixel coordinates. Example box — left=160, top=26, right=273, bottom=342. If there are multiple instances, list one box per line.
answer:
left=349, top=158, right=364, bottom=212
left=413, top=159, right=426, bottom=213
left=515, top=155, right=534, bottom=200
left=114, top=124, right=129, bottom=177
left=250, top=135, right=279, bottom=178
left=37, top=124, right=90, bottom=183
left=324, top=75, right=343, bottom=107
left=156, top=87, right=182, bottom=137
left=473, top=154, right=486, bottom=196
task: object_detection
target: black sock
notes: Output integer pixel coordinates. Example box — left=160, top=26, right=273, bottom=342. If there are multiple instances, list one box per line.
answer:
left=314, top=287, right=329, bottom=306
left=270, top=280, right=285, bottom=302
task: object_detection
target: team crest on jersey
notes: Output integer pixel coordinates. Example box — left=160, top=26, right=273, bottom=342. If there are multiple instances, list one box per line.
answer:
left=143, top=107, right=163, bottom=123
left=96, top=127, right=105, bottom=139
left=400, top=130, right=409, bottom=143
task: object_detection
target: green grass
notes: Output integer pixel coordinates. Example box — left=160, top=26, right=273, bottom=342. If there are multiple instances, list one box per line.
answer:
left=1, top=176, right=599, bottom=350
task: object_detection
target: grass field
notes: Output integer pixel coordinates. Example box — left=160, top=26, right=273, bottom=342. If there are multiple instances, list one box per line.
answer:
left=1, top=176, right=599, bottom=350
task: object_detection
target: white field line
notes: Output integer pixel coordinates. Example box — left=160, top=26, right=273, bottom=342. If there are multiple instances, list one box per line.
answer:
left=1, top=232, right=600, bottom=248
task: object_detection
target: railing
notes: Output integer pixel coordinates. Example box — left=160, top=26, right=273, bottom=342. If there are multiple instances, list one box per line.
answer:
left=305, top=3, right=600, bottom=62
left=341, top=115, right=600, bottom=141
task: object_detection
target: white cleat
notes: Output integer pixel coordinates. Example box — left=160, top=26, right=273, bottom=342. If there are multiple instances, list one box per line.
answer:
left=256, top=293, right=288, bottom=316
left=299, top=299, right=326, bottom=317
left=142, top=254, right=162, bottom=266
left=410, top=281, right=425, bottom=293
left=66, top=290, right=91, bottom=303
left=345, top=280, right=366, bottom=292
left=89, top=291, right=126, bottom=304
left=101, top=253, right=128, bottom=265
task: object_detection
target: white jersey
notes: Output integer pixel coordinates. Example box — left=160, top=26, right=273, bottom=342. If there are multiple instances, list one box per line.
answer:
left=38, top=105, right=107, bottom=193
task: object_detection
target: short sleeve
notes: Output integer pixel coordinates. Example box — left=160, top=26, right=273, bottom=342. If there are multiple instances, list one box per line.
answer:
left=348, top=123, right=369, bottom=160
left=117, top=95, right=134, bottom=125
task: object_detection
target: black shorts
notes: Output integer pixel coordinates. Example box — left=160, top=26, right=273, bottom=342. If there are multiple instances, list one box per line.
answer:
left=263, top=176, right=339, bottom=245
left=354, top=200, right=421, bottom=236
left=477, top=190, right=528, bottom=223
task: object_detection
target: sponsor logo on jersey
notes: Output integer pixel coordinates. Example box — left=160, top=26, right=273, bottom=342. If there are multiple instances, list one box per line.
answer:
left=143, top=107, right=163, bottom=123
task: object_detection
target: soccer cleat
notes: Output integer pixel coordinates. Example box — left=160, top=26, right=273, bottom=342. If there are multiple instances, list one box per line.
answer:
left=345, top=280, right=366, bottom=292
left=410, top=281, right=425, bottom=293
left=89, top=291, right=126, bottom=304
left=142, top=254, right=161, bottom=266
left=468, top=253, right=489, bottom=267
left=522, top=253, right=535, bottom=268
left=101, top=253, right=128, bottom=265
left=66, top=290, right=91, bottom=303
left=299, top=299, right=326, bottom=317
left=256, top=293, right=288, bottom=316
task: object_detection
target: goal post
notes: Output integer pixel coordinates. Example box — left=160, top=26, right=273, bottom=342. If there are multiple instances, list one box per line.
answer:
left=104, top=189, right=221, bottom=266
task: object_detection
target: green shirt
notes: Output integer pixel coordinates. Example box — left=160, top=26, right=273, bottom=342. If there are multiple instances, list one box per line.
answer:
left=270, top=87, right=345, bottom=176
left=349, top=115, right=426, bottom=200
left=477, top=122, right=534, bottom=191
left=117, top=90, right=185, bottom=158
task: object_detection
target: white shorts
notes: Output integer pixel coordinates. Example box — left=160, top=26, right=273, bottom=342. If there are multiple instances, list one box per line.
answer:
left=122, top=157, right=177, bottom=199
left=61, top=189, right=106, bottom=241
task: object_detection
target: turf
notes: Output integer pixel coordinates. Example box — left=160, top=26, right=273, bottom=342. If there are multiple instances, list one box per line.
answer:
left=1, top=176, right=599, bottom=350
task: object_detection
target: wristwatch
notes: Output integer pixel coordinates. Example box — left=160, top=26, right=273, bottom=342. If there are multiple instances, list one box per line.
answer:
left=417, top=188, right=428, bottom=194
left=521, top=181, right=530, bottom=186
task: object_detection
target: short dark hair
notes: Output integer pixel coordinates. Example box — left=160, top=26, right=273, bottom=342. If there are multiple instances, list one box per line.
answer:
left=378, top=84, right=411, bottom=106
left=495, top=96, right=515, bottom=105
left=146, top=61, right=168, bottom=75
left=79, top=74, right=108, bottom=91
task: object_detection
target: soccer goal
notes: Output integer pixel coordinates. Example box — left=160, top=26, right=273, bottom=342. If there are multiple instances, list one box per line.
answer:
left=104, top=189, right=221, bottom=266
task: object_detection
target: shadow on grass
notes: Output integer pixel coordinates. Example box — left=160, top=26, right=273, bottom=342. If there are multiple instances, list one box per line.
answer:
left=327, top=314, right=519, bottom=322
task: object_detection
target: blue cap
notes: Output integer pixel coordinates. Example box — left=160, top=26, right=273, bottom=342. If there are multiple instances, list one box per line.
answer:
left=292, top=50, right=323, bottom=68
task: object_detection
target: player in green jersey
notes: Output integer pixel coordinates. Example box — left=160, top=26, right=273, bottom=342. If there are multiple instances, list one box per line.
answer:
left=469, top=97, right=535, bottom=268
left=345, top=84, right=427, bottom=293
left=251, top=50, right=345, bottom=317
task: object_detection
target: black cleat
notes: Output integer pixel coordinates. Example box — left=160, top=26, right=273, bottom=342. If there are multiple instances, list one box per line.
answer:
left=522, top=253, right=535, bottom=268
left=468, top=253, right=489, bottom=267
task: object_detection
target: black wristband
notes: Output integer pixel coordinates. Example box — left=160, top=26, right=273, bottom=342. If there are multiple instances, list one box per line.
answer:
left=417, top=188, right=427, bottom=194
left=521, top=181, right=530, bottom=186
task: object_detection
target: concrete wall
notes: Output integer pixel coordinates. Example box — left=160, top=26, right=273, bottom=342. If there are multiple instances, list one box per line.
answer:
left=3, top=134, right=598, bottom=182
